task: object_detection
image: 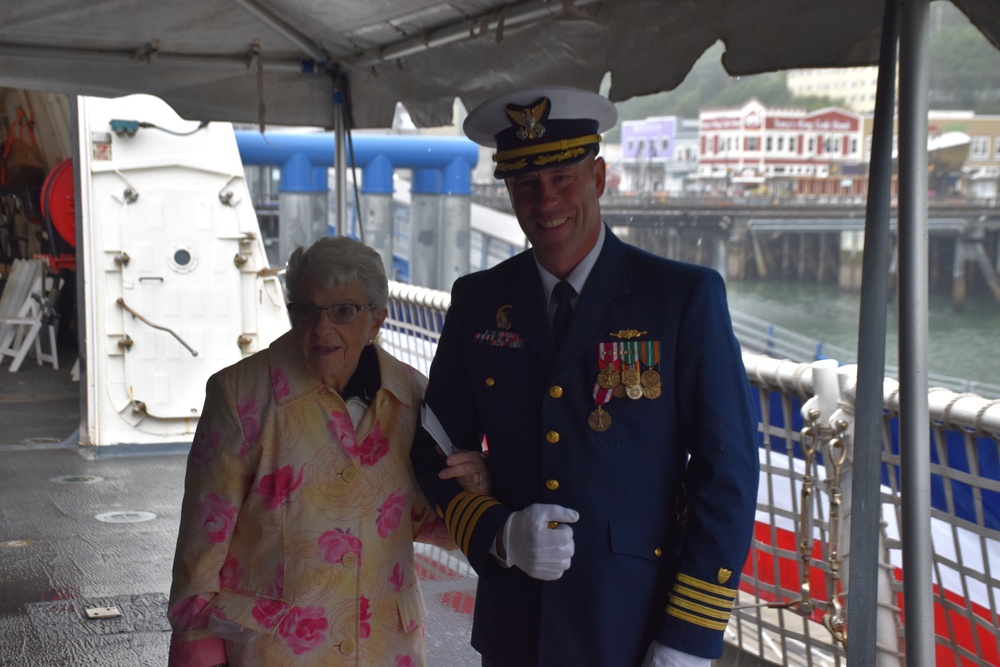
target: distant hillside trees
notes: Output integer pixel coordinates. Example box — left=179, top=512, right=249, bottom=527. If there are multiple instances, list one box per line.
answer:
left=605, top=2, right=1000, bottom=143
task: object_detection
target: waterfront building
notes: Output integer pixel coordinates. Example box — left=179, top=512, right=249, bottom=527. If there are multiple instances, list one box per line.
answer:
left=786, top=66, right=882, bottom=113
left=618, top=116, right=699, bottom=195
left=696, top=98, right=866, bottom=199
left=914, top=111, right=1000, bottom=200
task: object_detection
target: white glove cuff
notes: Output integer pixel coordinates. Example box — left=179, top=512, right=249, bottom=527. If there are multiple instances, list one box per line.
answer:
left=502, top=512, right=515, bottom=568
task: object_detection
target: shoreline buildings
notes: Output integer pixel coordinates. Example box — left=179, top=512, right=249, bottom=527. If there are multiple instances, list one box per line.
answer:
left=616, top=97, right=1000, bottom=201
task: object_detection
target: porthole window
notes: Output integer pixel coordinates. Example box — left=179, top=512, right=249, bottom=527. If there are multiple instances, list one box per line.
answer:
left=168, top=245, right=198, bottom=273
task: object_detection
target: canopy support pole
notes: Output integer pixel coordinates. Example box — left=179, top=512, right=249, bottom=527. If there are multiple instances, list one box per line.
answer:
left=333, top=82, right=348, bottom=237
left=897, top=0, right=935, bottom=664
left=848, top=0, right=899, bottom=663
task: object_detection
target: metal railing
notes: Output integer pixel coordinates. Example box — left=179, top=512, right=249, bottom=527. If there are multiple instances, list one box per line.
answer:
left=731, top=309, right=1000, bottom=399
left=384, top=279, right=1000, bottom=667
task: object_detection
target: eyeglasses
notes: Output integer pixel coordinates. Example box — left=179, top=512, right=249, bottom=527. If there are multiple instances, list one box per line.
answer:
left=287, top=302, right=376, bottom=326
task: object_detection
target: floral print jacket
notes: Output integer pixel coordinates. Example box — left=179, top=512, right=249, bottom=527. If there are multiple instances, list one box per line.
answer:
left=168, top=331, right=453, bottom=667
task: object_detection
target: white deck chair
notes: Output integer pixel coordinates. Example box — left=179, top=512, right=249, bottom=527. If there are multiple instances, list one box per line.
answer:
left=0, top=259, right=59, bottom=372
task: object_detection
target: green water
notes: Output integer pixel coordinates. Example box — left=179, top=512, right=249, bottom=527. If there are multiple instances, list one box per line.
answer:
left=725, top=280, right=1000, bottom=388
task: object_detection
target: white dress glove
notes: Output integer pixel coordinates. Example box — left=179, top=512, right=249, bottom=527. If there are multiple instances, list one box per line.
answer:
left=503, top=503, right=579, bottom=580
left=640, top=641, right=711, bottom=667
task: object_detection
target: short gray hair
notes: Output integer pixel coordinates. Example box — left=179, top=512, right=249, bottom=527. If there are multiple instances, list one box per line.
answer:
left=284, top=237, right=389, bottom=308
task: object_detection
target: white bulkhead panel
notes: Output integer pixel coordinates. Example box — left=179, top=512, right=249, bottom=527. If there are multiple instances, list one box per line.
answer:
left=79, top=94, right=289, bottom=445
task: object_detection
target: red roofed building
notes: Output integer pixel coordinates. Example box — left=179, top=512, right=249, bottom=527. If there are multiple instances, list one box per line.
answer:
left=697, top=98, right=866, bottom=199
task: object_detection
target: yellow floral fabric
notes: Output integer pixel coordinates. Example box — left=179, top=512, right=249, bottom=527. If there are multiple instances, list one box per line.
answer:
left=168, top=331, right=453, bottom=667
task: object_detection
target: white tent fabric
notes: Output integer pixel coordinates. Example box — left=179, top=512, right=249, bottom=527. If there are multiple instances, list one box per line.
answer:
left=0, top=0, right=997, bottom=128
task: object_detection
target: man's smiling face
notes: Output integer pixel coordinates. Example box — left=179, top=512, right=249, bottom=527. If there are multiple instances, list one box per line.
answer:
left=505, top=154, right=606, bottom=279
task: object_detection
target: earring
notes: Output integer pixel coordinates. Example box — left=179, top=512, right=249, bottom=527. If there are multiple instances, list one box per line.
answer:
left=367, top=339, right=373, bottom=345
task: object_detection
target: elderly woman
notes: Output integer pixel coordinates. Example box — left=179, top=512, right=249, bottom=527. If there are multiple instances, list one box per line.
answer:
left=168, top=236, right=487, bottom=667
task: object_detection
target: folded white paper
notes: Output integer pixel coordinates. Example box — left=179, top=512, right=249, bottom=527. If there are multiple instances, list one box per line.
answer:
left=421, top=403, right=456, bottom=456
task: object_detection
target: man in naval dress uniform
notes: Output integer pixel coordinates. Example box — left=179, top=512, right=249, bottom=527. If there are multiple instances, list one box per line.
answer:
left=411, top=85, right=760, bottom=667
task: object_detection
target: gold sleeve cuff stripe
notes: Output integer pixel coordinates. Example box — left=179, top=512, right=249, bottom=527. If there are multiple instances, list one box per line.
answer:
left=672, top=583, right=737, bottom=610
left=676, top=572, right=738, bottom=598
left=667, top=593, right=734, bottom=622
left=445, top=492, right=500, bottom=554
left=493, top=134, right=602, bottom=162
left=666, top=606, right=730, bottom=632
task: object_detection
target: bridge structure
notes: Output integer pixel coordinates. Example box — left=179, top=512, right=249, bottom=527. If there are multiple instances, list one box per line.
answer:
left=473, top=193, right=1000, bottom=308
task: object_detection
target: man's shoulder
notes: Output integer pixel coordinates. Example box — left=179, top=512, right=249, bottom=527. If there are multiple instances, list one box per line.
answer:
left=454, top=251, right=531, bottom=291
left=617, top=239, right=720, bottom=283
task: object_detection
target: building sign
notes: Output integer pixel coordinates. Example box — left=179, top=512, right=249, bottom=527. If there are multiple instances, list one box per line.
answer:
left=767, top=113, right=859, bottom=132
left=701, top=117, right=743, bottom=131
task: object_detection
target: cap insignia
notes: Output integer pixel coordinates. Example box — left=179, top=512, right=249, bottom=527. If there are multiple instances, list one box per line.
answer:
left=506, top=97, right=549, bottom=141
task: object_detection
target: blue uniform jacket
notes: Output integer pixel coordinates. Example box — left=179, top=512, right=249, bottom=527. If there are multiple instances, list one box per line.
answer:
left=411, top=227, right=759, bottom=665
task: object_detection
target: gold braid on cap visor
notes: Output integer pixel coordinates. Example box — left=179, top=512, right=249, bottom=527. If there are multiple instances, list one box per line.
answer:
left=493, top=134, right=602, bottom=164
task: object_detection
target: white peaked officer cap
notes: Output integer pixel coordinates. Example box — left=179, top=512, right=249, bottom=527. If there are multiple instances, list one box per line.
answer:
left=463, top=85, right=618, bottom=179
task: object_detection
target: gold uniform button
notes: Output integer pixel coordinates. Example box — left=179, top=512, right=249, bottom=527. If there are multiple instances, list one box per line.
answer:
left=485, top=377, right=495, bottom=387
left=545, top=431, right=560, bottom=443
left=654, top=548, right=663, bottom=558
left=545, top=479, right=560, bottom=491
left=340, top=639, right=356, bottom=656
left=341, top=466, right=358, bottom=483
left=342, top=552, right=358, bottom=567
left=549, top=385, right=563, bottom=398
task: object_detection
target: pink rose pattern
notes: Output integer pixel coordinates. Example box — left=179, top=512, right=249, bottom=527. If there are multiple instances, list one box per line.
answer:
left=254, top=465, right=304, bottom=509
left=195, top=492, right=238, bottom=544
left=169, top=595, right=209, bottom=631
left=376, top=489, right=407, bottom=538
left=318, top=528, right=363, bottom=566
left=278, top=605, right=329, bottom=655
left=327, top=411, right=355, bottom=450
left=236, top=395, right=261, bottom=459
left=271, top=367, right=290, bottom=400
left=219, top=555, right=242, bottom=589
left=252, top=597, right=289, bottom=629
left=270, top=564, right=285, bottom=597
left=359, top=596, right=372, bottom=639
left=388, top=562, right=404, bottom=592
left=355, top=423, right=391, bottom=466
left=334, top=418, right=391, bottom=467
left=396, top=657, right=415, bottom=667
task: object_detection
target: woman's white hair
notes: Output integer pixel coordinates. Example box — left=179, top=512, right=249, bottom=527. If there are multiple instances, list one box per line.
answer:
left=284, top=236, right=388, bottom=308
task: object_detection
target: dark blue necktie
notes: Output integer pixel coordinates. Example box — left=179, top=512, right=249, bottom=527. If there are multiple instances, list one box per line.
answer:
left=551, top=280, right=576, bottom=346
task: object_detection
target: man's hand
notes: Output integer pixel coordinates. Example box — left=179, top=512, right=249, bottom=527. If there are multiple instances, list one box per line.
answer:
left=502, top=503, right=579, bottom=580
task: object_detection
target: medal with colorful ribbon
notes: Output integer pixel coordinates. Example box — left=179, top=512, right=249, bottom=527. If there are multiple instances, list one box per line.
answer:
left=590, top=343, right=617, bottom=431
left=620, top=341, right=643, bottom=400
left=596, top=342, right=621, bottom=389
left=641, top=340, right=662, bottom=399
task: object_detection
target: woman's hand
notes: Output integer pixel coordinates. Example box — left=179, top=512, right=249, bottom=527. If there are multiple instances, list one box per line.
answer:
left=437, top=449, right=492, bottom=494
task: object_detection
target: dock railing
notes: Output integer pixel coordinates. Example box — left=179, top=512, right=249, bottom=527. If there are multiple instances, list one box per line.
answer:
left=384, top=280, right=1000, bottom=667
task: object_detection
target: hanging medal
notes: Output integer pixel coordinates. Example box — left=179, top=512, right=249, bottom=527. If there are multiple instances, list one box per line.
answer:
left=588, top=344, right=610, bottom=431
left=589, top=380, right=613, bottom=432
left=641, top=340, right=663, bottom=399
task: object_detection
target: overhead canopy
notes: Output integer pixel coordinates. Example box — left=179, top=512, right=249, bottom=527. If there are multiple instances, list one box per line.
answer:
left=1, top=0, right=998, bottom=129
